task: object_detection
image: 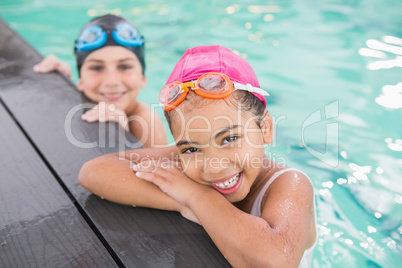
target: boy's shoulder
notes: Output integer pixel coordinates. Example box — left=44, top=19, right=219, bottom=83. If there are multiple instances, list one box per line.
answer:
left=128, top=102, right=160, bottom=121
left=128, top=101, right=150, bottom=116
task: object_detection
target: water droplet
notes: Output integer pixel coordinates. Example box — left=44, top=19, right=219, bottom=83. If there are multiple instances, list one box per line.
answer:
left=376, top=167, right=384, bottom=174
left=374, top=212, right=382, bottom=218
left=322, top=181, right=334, bottom=188
left=333, top=232, right=341, bottom=238
left=344, top=239, right=354, bottom=245
left=337, top=178, right=347, bottom=185
left=360, top=242, right=368, bottom=248
left=264, top=14, right=274, bottom=22
left=340, top=151, right=348, bottom=159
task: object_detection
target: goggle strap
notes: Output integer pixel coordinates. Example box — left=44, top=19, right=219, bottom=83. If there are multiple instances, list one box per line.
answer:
left=182, top=81, right=196, bottom=89
left=233, top=82, right=270, bottom=96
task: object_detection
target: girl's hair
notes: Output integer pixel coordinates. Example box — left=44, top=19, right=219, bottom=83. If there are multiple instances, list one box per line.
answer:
left=164, top=90, right=267, bottom=131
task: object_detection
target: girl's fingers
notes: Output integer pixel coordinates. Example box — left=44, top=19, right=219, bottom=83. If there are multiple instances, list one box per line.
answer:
left=135, top=171, right=171, bottom=194
left=132, top=161, right=158, bottom=173
left=133, top=160, right=181, bottom=177
left=135, top=171, right=159, bottom=182
left=132, top=160, right=182, bottom=186
left=135, top=160, right=201, bottom=207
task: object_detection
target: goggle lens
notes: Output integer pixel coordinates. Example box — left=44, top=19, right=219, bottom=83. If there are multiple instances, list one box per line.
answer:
left=83, top=26, right=101, bottom=42
left=167, top=85, right=181, bottom=103
left=159, top=72, right=265, bottom=111
left=113, top=23, right=144, bottom=47
left=159, top=82, right=183, bottom=106
left=197, top=74, right=228, bottom=94
left=76, top=25, right=107, bottom=51
left=75, top=24, right=143, bottom=51
left=116, top=23, right=138, bottom=40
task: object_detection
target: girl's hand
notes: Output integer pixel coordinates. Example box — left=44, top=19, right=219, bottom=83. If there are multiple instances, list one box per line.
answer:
left=82, top=102, right=129, bottom=131
left=132, top=159, right=207, bottom=223
left=33, top=54, right=72, bottom=78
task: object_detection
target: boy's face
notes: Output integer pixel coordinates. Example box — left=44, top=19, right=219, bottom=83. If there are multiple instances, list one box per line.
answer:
left=77, top=46, right=146, bottom=113
left=170, top=96, right=273, bottom=203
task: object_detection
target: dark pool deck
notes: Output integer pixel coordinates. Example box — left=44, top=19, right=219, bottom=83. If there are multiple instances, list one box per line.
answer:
left=0, top=18, right=230, bottom=267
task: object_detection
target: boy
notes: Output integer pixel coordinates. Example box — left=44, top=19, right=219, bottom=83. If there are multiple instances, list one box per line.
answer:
left=34, top=14, right=167, bottom=148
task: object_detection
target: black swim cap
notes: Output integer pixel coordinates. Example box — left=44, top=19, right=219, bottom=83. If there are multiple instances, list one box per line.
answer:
left=74, top=14, right=145, bottom=75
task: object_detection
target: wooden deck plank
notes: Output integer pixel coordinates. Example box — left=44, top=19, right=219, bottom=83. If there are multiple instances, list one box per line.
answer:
left=0, top=103, right=117, bottom=268
left=0, top=18, right=231, bottom=267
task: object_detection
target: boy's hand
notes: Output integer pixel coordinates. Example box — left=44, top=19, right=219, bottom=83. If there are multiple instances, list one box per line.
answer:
left=82, top=102, right=129, bottom=132
left=33, top=54, right=72, bottom=78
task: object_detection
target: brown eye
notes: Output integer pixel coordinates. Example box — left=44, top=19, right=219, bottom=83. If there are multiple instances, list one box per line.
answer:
left=119, top=64, right=132, bottom=70
left=181, top=147, right=199, bottom=154
left=223, top=136, right=238, bottom=144
left=90, top=66, right=103, bottom=71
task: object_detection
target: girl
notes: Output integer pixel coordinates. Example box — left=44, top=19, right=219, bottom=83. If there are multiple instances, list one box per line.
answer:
left=79, top=45, right=316, bottom=267
left=33, top=14, right=167, bottom=147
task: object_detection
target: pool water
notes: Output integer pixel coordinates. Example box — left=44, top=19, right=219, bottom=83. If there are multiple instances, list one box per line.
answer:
left=1, top=0, right=401, bottom=267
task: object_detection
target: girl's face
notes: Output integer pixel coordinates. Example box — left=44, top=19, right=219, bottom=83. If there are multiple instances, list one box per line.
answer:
left=171, top=96, right=273, bottom=203
left=77, top=46, right=146, bottom=113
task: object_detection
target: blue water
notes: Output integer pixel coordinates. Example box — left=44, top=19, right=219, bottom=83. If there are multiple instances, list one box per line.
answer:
left=1, top=1, right=401, bottom=267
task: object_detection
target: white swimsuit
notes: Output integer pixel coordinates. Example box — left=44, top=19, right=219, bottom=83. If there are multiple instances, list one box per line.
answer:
left=250, top=168, right=317, bottom=268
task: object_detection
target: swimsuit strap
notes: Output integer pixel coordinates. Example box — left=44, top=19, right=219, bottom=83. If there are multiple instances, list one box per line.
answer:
left=250, top=168, right=310, bottom=217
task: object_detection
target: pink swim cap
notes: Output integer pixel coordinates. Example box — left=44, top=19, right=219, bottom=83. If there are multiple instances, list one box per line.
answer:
left=166, top=45, right=267, bottom=107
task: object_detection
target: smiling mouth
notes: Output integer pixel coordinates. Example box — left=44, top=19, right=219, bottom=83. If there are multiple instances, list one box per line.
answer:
left=211, top=173, right=242, bottom=195
left=100, top=92, right=126, bottom=101
left=212, top=173, right=240, bottom=189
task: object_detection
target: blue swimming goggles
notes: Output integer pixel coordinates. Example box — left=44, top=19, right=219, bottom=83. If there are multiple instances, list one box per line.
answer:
left=75, top=23, right=144, bottom=51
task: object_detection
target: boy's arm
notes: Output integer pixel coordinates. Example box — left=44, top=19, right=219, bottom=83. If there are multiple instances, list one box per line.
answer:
left=81, top=103, right=168, bottom=148
left=78, top=146, right=182, bottom=212
left=33, top=54, right=72, bottom=78
left=129, top=102, right=168, bottom=148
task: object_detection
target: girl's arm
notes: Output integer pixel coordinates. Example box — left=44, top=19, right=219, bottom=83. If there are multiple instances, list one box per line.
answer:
left=134, top=163, right=315, bottom=267
left=78, top=146, right=183, bottom=212
left=192, top=172, right=315, bottom=267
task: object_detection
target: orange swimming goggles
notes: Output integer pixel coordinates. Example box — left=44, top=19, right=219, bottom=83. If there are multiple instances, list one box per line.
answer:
left=159, top=72, right=269, bottom=111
